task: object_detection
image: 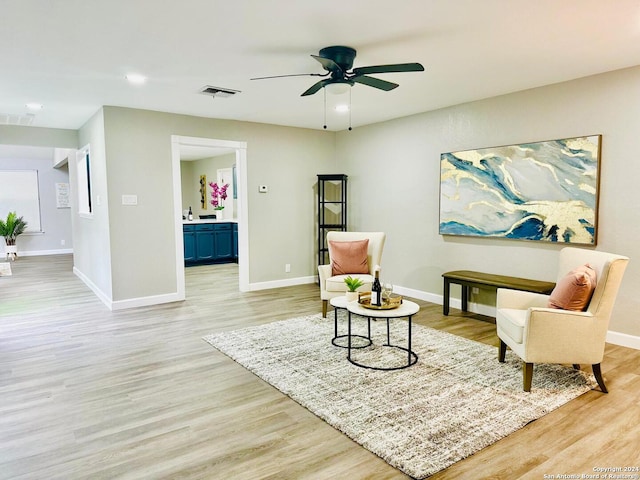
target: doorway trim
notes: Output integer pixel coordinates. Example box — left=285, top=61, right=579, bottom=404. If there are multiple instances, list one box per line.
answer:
left=171, top=135, right=249, bottom=299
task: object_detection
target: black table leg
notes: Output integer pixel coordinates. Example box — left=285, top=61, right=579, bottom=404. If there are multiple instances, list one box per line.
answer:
left=333, top=307, right=372, bottom=349
left=347, top=311, right=352, bottom=361
left=461, top=284, right=469, bottom=312
left=408, top=315, right=412, bottom=366
left=385, top=317, right=390, bottom=345
left=346, top=312, right=418, bottom=371
left=443, top=279, right=450, bottom=315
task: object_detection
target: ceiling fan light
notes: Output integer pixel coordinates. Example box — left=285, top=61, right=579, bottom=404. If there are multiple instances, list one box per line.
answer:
left=325, top=82, right=351, bottom=95
left=125, top=73, right=147, bottom=85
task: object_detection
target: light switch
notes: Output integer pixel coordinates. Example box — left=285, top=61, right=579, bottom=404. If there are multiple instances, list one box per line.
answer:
left=259, top=185, right=268, bottom=193
left=122, top=194, right=138, bottom=205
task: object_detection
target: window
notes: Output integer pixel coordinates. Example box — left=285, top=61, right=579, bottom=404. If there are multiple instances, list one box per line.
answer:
left=0, top=170, right=42, bottom=232
left=77, top=146, right=92, bottom=216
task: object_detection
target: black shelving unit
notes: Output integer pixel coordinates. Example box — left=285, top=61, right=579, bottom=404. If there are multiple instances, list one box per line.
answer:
left=317, top=174, right=348, bottom=267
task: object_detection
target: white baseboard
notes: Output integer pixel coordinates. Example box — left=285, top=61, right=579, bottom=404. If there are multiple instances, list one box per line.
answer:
left=606, top=330, right=640, bottom=350
left=73, top=266, right=112, bottom=310
left=74, top=266, right=184, bottom=311
left=13, top=248, right=73, bottom=257
left=111, top=292, right=184, bottom=311
left=393, top=286, right=496, bottom=317
left=248, top=275, right=316, bottom=291
left=393, top=285, right=442, bottom=305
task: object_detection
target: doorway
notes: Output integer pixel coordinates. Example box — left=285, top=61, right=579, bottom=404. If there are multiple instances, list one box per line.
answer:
left=171, top=135, right=248, bottom=299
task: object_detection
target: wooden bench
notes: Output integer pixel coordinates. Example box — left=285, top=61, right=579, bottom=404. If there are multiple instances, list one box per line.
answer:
left=442, top=270, right=556, bottom=316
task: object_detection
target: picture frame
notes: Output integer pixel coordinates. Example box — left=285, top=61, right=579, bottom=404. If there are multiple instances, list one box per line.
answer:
left=199, top=174, right=207, bottom=209
left=439, top=135, right=601, bottom=245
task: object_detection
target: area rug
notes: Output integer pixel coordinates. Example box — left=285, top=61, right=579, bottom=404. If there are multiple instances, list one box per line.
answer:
left=203, top=313, right=595, bottom=479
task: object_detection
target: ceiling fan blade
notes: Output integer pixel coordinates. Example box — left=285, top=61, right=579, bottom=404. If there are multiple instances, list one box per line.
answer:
left=301, top=79, right=327, bottom=96
left=351, top=75, right=399, bottom=91
left=311, top=54, right=342, bottom=72
left=251, top=73, right=327, bottom=80
left=352, top=62, right=424, bottom=76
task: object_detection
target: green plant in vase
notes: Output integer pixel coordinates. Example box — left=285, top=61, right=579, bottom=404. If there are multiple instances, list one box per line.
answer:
left=0, top=211, right=28, bottom=260
left=344, top=275, right=365, bottom=302
left=344, top=275, right=365, bottom=292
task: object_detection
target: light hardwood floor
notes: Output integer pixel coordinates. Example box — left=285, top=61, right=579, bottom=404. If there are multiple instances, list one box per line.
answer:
left=1, top=255, right=638, bottom=479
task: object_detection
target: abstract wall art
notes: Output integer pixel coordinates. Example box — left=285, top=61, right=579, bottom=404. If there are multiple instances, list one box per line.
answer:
left=439, top=135, right=601, bottom=245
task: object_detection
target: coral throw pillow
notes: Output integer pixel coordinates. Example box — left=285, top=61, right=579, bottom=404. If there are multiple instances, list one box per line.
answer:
left=548, top=264, right=597, bottom=311
left=329, top=239, right=369, bottom=276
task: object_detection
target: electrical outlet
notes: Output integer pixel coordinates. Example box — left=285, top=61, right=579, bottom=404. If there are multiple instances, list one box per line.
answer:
left=61, top=239, right=65, bottom=246
left=285, top=263, right=291, bottom=273
left=472, top=287, right=479, bottom=294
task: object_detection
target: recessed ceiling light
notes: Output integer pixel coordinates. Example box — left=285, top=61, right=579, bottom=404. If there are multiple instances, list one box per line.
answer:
left=334, top=104, right=350, bottom=113
left=125, top=73, right=147, bottom=85
left=25, top=103, right=43, bottom=111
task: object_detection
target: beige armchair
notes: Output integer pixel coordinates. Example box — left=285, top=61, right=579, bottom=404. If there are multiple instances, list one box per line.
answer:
left=318, top=231, right=386, bottom=317
left=497, top=247, right=629, bottom=392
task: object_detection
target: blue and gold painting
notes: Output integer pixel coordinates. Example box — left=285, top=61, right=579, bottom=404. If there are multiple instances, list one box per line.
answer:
left=439, top=135, right=601, bottom=245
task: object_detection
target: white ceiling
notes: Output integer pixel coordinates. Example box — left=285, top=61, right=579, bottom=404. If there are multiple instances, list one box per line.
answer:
left=2, top=0, right=640, bottom=132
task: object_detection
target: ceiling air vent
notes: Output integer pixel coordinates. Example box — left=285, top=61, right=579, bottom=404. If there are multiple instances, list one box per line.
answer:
left=0, top=113, right=35, bottom=126
left=199, top=86, right=241, bottom=98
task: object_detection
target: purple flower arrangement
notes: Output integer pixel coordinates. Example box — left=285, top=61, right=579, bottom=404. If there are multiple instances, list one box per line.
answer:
left=209, top=182, right=229, bottom=210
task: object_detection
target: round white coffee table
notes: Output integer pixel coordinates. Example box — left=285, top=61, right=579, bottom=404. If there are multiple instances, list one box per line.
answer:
left=346, top=299, right=420, bottom=370
left=330, top=296, right=372, bottom=349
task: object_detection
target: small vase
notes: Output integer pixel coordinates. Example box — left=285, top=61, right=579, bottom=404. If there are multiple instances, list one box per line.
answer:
left=345, top=291, right=359, bottom=302
left=5, top=244, right=18, bottom=261
left=216, top=208, right=225, bottom=220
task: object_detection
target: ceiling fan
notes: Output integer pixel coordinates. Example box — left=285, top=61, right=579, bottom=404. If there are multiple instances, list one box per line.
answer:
left=251, top=45, right=424, bottom=96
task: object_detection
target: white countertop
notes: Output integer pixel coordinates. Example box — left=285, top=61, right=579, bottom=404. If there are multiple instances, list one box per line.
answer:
left=182, top=218, right=237, bottom=224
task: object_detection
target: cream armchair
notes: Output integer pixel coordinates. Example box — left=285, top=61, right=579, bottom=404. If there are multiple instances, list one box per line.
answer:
left=497, top=247, right=629, bottom=392
left=318, top=231, right=386, bottom=317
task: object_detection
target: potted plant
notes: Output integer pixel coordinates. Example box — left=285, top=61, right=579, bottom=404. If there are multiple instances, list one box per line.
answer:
left=0, top=211, right=28, bottom=260
left=344, top=275, right=365, bottom=302
left=209, top=182, right=229, bottom=219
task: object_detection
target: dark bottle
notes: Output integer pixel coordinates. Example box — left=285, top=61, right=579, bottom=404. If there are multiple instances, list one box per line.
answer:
left=371, top=266, right=382, bottom=306
left=188, top=206, right=193, bottom=221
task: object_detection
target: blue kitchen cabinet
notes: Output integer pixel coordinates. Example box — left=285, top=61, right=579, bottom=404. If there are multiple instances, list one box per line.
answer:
left=183, top=224, right=196, bottom=261
left=232, top=223, right=238, bottom=259
left=212, top=223, right=233, bottom=260
left=183, top=222, right=238, bottom=265
left=195, top=224, right=215, bottom=260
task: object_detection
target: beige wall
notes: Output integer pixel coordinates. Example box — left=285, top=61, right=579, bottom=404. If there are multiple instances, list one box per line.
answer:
left=95, top=107, right=335, bottom=303
left=75, top=109, right=113, bottom=301
left=337, top=65, right=640, bottom=338
left=0, top=125, right=77, bottom=148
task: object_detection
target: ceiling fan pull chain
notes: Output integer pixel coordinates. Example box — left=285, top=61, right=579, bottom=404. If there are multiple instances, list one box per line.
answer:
left=323, top=88, right=327, bottom=130
left=349, top=88, right=352, bottom=131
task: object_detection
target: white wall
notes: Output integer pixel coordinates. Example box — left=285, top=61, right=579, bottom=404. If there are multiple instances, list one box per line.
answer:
left=337, top=65, right=640, bottom=339
left=0, top=145, right=74, bottom=256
